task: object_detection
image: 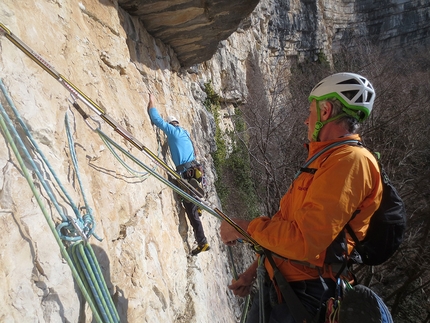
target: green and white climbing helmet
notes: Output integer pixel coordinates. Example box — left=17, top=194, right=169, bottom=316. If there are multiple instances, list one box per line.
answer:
left=308, top=72, right=375, bottom=121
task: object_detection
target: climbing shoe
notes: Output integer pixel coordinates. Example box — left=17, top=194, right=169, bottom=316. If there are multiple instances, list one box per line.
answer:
left=191, top=243, right=210, bottom=256
left=197, top=208, right=202, bottom=216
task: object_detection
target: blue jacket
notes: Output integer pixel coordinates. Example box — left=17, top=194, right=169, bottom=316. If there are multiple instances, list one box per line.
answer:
left=148, top=107, right=195, bottom=167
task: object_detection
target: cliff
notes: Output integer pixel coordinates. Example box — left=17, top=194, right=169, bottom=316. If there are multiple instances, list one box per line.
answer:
left=117, top=0, right=260, bottom=67
left=0, top=1, right=244, bottom=322
left=0, top=0, right=429, bottom=322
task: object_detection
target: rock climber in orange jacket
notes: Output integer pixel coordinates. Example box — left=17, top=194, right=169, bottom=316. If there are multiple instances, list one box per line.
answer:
left=220, top=73, right=383, bottom=322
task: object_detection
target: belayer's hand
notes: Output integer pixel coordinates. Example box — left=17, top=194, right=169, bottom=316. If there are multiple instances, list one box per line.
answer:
left=228, top=261, right=258, bottom=297
left=220, top=219, right=250, bottom=246
left=228, top=274, right=255, bottom=297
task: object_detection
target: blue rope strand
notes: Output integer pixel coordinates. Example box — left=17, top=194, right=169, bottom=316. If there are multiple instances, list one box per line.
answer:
left=0, top=78, right=104, bottom=323
left=64, top=112, right=101, bottom=241
left=0, top=79, right=90, bottom=241
left=85, top=244, right=120, bottom=321
left=0, top=82, right=69, bottom=222
left=75, top=243, right=111, bottom=322
left=83, top=245, right=117, bottom=322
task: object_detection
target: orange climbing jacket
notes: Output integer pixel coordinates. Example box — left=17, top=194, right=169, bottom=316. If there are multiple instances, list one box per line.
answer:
left=247, top=134, right=383, bottom=282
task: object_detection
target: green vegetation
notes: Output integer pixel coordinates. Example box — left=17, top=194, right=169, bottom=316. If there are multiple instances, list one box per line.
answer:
left=203, top=82, right=259, bottom=219
left=317, top=51, right=330, bottom=67
left=203, top=82, right=228, bottom=203
left=227, top=108, right=260, bottom=218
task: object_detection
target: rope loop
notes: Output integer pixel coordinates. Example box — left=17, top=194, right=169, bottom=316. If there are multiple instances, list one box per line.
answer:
left=0, top=77, right=107, bottom=322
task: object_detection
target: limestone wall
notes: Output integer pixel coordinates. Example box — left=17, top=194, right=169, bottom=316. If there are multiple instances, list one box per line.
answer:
left=0, top=1, right=248, bottom=322
left=1, top=0, right=429, bottom=322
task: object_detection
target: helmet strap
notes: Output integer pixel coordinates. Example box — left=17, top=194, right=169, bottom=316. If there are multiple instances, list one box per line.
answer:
left=311, top=101, right=349, bottom=141
left=311, top=101, right=324, bottom=141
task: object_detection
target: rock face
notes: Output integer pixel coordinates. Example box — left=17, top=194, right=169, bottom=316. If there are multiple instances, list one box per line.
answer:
left=117, top=0, right=430, bottom=67
left=117, top=0, right=260, bottom=67
left=0, top=1, right=251, bottom=322
left=0, top=0, right=429, bottom=322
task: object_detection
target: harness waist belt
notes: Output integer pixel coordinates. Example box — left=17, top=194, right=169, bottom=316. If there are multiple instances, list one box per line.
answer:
left=176, top=160, right=196, bottom=173
left=279, top=257, right=349, bottom=276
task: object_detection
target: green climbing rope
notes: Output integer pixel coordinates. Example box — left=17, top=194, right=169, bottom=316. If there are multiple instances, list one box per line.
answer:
left=98, top=125, right=152, bottom=181
left=0, top=80, right=104, bottom=323
left=69, top=242, right=120, bottom=323
left=0, top=78, right=119, bottom=323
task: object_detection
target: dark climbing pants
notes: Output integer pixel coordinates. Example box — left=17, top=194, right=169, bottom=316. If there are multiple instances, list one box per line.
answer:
left=183, top=199, right=207, bottom=245
left=179, top=168, right=207, bottom=246
left=246, top=278, right=336, bottom=323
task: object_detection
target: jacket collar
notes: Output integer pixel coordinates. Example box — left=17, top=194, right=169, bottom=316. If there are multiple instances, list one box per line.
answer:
left=306, top=134, right=362, bottom=158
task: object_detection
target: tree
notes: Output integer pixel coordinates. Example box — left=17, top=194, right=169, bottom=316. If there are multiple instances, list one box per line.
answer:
left=227, top=40, right=430, bottom=321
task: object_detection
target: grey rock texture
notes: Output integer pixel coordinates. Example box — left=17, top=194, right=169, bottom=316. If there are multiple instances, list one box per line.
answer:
left=118, top=0, right=260, bottom=67
left=117, top=0, right=430, bottom=67
left=0, top=0, right=429, bottom=322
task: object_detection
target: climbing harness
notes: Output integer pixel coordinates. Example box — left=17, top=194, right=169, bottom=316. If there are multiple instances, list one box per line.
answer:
left=0, top=79, right=119, bottom=323
left=1, top=25, right=313, bottom=323
left=93, top=126, right=221, bottom=223
left=0, top=22, right=198, bottom=199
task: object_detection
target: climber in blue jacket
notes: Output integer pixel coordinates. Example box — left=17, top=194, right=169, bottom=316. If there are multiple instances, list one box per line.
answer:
left=147, top=93, right=210, bottom=256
